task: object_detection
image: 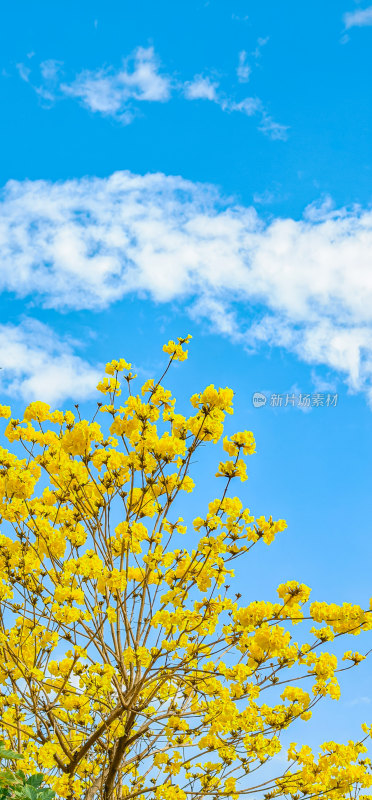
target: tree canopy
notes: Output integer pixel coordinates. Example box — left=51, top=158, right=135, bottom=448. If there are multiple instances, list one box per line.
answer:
left=0, top=336, right=371, bottom=800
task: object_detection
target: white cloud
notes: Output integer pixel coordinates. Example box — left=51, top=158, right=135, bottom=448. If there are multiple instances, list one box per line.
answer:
left=343, top=6, right=372, bottom=28
left=40, top=59, right=63, bottom=82
left=0, top=319, right=100, bottom=405
left=183, top=81, right=285, bottom=140
left=2, top=172, right=372, bottom=401
left=251, top=36, right=269, bottom=60
left=237, top=51, right=251, bottom=83
left=61, top=46, right=171, bottom=117
left=259, top=112, right=289, bottom=141
left=35, top=60, right=65, bottom=102
left=15, top=45, right=287, bottom=139
left=345, top=695, right=371, bottom=707
left=253, top=189, right=276, bottom=205
left=63, top=71, right=126, bottom=115
left=183, top=76, right=219, bottom=101
left=226, top=96, right=262, bottom=116
left=16, top=63, right=31, bottom=83
left=310, top=369, right=338, bottom=394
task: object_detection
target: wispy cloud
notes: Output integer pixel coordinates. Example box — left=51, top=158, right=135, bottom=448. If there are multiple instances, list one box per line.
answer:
left=37, top=59, right=64, bottom=101
left=0, top=319, right=100, bottom=405
left=253, top=188, right=277, bottom=205
left=182, top=76, right=262, bottom=121
left=61, top=46, right=171, bottom=119
left=259, top=112, right=289, bottom=141
left=251, top=36, right=269, bottom=61
left=183, top=78, right=287, bottom=140
left=345, top=695, right=371, bottom=707
left=14, top=45, right=287, bottom=140
left=16, top=47, right=171, bottom=118
left=40, top=59, right=63, bottom=82
left=16, top=62, right=31, bottom=83
left=343, top=5, right=372, bottom=28
left=1, top=172, right=372, bottom=403
left=183, top=76, right=219, bottom=102
left=226, top=96, right=261, bottom=116
left=237, top=51, right=251, bottom=83
left=17, top=57, right=64, bottom=102
left=310, top=369, right=338, bottom=394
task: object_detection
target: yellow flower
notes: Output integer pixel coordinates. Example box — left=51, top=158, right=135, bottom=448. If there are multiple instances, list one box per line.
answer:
left=0, top=336, right=371, bottom=800
left=163, top=335, right=192, bottom=362
left=23, top=401, right=51, bottom=422
left=216, top=459, right=248, bottom=482
left=105, top=358, right=132, bottom=375
left=97, top=377, right=122, bottom=396
left=342, top=650, right=366, bottom=663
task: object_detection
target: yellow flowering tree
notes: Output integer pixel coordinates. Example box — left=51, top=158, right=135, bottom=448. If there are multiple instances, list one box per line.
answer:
left=0, top=335, right=372, bottom=800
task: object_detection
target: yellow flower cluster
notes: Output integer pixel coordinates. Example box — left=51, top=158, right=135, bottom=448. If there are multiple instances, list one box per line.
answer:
left=223, top=430, right=256, bottom=456
left=163, top=335, right=192, bottom=361
left=0, top=336, right=370, bottom=800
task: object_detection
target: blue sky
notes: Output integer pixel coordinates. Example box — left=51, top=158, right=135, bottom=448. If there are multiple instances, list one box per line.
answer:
left=1, top=0, right=372, bottom=756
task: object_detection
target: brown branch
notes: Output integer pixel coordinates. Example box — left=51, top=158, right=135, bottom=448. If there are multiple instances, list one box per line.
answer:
left=103, top=734, right=129, bottom=800
left=67, top=701, right=128, bottom=773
